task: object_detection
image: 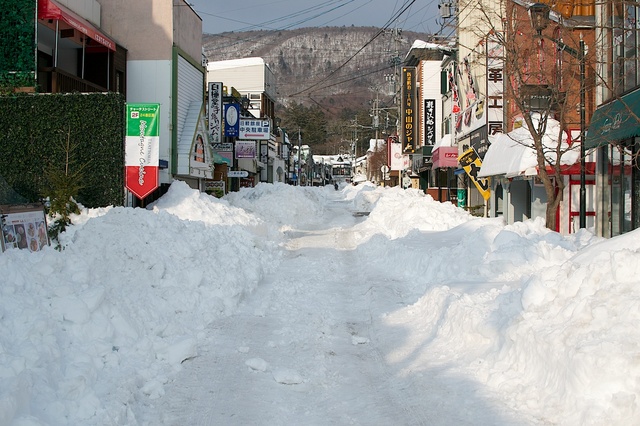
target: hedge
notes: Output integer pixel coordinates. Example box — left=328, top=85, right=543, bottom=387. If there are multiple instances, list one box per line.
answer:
left=0, top=0, right=37, bottom=88
left=0, top=92, right=126, bottom=207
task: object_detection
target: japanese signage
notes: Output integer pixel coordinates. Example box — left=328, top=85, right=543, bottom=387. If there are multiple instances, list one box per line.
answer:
left=402, top=67, right=416, bottom=153
left=235, top=141, right=256, bottom=159
left=239, top=119, right=271, bottom=140
left=487, top=35, right=504, bottom=136
left=208, top=82, right=223, bottom=144
left=239, top=177, right=255, bottom=188
left=224, top=103, right=240, bottom=137
left=125, top=103, right=160, bottom=200
left=458, top=147, right=490, bottom=200
left=424, top=99, right=436, bottom=145
left=1, top=204, right=49, bottom=252
left=212, top=143, right=233, bottom=151
left=389, top=138, right=411, bottom=171
left=470, top=126, right=489, bottom=160
left=204, top=180, right=225, bottom=196
left=449, top=66, right=461, bottom=114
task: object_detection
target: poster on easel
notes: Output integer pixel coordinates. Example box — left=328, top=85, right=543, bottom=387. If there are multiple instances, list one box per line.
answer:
left=1, top=204, right=49, bottom=253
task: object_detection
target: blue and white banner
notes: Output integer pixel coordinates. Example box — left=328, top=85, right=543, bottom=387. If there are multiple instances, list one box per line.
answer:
left=224, top=103, right=240, bottom=138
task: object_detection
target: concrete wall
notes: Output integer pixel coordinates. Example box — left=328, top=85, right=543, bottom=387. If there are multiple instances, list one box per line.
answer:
left=126, top=59, right=173, bottom=184
left=57, top=0, right=101, bottom=26
left=172, top=1, right=203, bottom=64
left=207, top=59, right=268, bottom=93
left=98, top=0, right=173, bottom=60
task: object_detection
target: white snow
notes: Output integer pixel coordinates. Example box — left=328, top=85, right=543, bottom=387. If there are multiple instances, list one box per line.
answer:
left=1, top=180, right=639, bottom=425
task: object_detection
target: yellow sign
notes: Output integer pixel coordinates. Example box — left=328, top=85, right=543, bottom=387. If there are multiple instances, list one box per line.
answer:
left=458, top=148, right=491, bottom=200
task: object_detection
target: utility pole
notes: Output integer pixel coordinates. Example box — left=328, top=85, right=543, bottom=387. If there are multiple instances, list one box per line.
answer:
left=372, top=91, right=380, bottom=142
left=352, top=116, right=358, bottom=180
left=385, top=26, right=403, bottom=186
left=297, top=128, right=301, bottom=187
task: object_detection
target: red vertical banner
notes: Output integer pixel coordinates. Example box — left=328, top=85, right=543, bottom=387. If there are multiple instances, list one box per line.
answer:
left=125, top=104, right=160, bottom=200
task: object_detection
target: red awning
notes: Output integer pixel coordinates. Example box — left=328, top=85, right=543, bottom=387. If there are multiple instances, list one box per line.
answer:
left=38, top=0, right=115, bottom=51
left=432, top=146, right=459, bottom=169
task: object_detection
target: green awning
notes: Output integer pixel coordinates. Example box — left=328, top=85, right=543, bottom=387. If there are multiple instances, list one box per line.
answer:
left=585, top=88, right=640, bottom=149
left=211, top=150, right=227, bottom=165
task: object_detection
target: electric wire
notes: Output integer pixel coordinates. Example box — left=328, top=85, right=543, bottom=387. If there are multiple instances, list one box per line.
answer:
left=288, top=0, right=416, bottom=97
left=196, top=1, right=358, bottom=49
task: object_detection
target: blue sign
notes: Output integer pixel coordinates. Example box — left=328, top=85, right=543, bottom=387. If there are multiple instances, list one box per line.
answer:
left=224, top=104, right=240, bottom=137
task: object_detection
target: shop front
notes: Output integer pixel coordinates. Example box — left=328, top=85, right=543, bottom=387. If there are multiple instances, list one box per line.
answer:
left=428, top=135, right=458, bottom=203
left=585, top=88, right=640, bottom=237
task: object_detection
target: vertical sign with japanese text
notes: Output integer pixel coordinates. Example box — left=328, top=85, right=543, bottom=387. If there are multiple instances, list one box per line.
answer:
left=487, top=35, right=504, bottom=136
left=424, top=99, right=436, bottom=145
left=458, top=147, right=490, bottom=200
left=208, top=82, right=223, bottom=144
left=125, top=104, right=160, bottom=200
left=402, top=67, right=416, bottom=153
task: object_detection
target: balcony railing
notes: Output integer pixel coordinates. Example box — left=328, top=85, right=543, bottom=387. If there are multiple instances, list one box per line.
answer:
left=39, top=67, right=107, bottom=93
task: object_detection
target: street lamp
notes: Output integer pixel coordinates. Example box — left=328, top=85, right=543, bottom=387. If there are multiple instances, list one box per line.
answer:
left=529, top=3, right=587, bottom=228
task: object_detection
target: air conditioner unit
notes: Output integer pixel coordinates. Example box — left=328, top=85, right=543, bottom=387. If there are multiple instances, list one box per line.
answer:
left=439, top=3, right=452, bottom=19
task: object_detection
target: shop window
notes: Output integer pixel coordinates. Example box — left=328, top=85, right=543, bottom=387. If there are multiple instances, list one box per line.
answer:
left=609, top=139, right=639, bottom=236
left=610, top=0, right=640, bottom=97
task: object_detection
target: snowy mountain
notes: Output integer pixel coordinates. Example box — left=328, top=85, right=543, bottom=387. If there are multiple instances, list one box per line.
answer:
left=203, top=27, right=440, bottom=109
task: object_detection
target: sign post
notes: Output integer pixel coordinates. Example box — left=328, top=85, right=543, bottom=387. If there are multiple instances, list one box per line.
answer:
left=125, top=104, right=160, bottom=200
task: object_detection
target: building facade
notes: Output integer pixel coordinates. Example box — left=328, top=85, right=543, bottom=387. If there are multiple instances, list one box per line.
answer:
left=586, top=0, right=640, bottom=237
left=206, top=58, right=279, bottom=187
left=99, top=0, right=212, bottom=204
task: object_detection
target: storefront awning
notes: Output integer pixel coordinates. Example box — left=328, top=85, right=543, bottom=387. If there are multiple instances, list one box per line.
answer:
left=432, top=146, right=458, bottom=169
left=38, top=0, right=116, bottom=51
left=585, top=88, right=640, bottom=149
left=478, top=116, right=578, bottom=178
left=477, top=133, right=538, bottom=178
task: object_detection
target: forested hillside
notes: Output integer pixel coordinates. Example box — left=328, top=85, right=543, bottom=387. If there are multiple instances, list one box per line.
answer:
left=203, top=27, right=438, bottom=111
left=203, top=26, right=442, bottom=153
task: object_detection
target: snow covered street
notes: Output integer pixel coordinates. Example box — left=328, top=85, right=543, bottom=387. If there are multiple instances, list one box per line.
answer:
left=137, top=192, right=524, bottom=425
left=2, top=181, right=639, bottom=425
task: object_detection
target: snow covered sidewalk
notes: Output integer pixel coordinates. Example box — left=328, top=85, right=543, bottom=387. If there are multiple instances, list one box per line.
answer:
left=2, top=181, right=639, bottom=425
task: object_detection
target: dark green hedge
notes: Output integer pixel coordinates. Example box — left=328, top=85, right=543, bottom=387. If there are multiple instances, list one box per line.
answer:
left=0, top=0, right=37, bottom=88
left=0, top=92, right=126, bottom=207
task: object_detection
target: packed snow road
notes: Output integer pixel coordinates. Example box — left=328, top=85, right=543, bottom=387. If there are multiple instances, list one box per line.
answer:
left=5, top=181, right=637, bottom=425
left=136, top=189, right=524, bottom=425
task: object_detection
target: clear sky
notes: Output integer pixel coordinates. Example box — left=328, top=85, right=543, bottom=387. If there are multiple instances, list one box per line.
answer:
left=189, top=0, right=446, bottom=36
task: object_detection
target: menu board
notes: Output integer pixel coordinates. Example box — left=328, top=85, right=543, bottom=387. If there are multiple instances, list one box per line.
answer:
left=1, top=204, right=49, bottom=253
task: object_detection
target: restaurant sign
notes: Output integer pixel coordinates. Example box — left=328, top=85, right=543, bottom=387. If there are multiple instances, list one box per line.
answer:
left=125, top=103, right=160, bottom=200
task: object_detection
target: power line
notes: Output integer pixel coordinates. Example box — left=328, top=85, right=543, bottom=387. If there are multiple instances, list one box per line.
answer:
left=196, top=0, right=358, bottom=49
left=288, top=0, right=416, bottom=97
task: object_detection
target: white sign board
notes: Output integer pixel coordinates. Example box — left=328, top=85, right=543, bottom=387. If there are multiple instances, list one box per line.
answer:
left=239, top=119, right=271, bottom=140
left=228, top=170, right=249, bottom=178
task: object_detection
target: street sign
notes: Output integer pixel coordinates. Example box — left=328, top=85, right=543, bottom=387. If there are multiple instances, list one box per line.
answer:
left=125, top=103, right=160, bottom=200
left=212, top=143, right=233, bottom=151
left=228, top=170, right=249, bottom=178
left=459, top=147, right=490, bottom=200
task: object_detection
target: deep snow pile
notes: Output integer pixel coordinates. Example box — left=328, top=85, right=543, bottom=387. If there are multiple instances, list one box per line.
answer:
left=1, top=180, right=639, bottom=425
left=0, top=181, right=283, bottom=424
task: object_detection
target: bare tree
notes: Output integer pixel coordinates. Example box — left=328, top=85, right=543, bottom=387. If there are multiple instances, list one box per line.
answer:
left=367, top=142, right=388, bottom=183
left=460, top=0, right=596, bottom=231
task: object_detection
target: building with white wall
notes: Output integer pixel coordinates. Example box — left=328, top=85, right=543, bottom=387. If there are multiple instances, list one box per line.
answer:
left=402, top=40, right=448, bottom=192
left=206, top=58, right=279, bottom=184
left=99, top=0, right=212, bottom=204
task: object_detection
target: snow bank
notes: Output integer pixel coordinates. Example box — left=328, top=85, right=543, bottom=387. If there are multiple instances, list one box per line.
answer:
left=0, top=182, right=282, bottom=424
